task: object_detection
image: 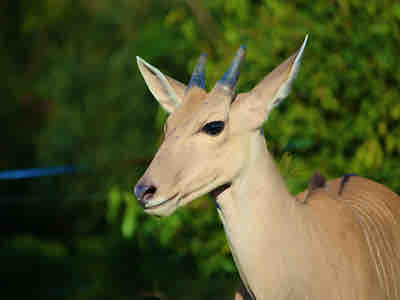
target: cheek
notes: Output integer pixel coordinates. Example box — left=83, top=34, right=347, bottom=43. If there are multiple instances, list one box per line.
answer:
left=176, top=140, right=220, bottom=177
left=159, top=134, right=239, bottom=186
left=218, top=136, right=248, bottom=176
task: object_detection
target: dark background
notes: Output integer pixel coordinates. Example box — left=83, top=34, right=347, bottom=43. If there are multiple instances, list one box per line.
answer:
left=2, top=0, right=400, bottom=299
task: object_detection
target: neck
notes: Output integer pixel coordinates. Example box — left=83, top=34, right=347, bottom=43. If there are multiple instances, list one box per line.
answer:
left=215, top=132, right=306, bottom=299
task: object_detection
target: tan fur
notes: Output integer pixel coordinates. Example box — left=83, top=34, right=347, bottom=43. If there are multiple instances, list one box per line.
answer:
left=136, top=36, right=400, bottom=299
left=297, top=177, right=400, bottom=299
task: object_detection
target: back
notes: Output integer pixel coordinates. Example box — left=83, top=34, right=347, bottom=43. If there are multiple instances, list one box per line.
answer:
left=297, top=176, right=400, bottom=299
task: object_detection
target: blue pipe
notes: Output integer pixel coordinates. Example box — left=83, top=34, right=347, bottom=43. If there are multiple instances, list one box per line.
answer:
left=0, top=166, right=79, bottom=180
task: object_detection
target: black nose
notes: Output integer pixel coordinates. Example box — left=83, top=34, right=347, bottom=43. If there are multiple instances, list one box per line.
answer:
left=134, top=182, right=157, bottom=207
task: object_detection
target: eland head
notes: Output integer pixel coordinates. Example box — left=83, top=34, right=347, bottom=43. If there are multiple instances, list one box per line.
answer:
left=134, top=36, right=308, bottom=216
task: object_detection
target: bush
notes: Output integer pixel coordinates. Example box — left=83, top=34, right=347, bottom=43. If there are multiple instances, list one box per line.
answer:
left=2, top=0, right=400, bottom=299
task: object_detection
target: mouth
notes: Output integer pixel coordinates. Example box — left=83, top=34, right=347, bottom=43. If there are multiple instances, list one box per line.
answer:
left=210, top=183, right=231, bottom=198
left=143, top=176, right=222, bottom=213
left=144, top=192, right=179, bottom=209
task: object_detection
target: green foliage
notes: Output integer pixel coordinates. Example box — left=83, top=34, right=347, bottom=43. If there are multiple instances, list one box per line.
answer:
left=2, top=0, right=400, bottom=299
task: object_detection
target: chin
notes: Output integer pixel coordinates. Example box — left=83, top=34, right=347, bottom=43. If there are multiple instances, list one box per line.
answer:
left=144, top=206, right=176, bottom=217
left=143, top=198, right=179, bottom=217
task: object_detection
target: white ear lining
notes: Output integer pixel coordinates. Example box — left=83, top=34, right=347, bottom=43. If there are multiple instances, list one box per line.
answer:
left=136, top=56, right=182, bottom=108
left=268, top=34, right=308, bottom=110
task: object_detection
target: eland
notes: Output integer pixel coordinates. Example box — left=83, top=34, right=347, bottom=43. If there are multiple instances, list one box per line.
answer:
left=134, top=36, right=400, bottom=300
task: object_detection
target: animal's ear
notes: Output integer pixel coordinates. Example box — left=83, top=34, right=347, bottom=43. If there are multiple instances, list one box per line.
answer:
left=230, top=35, right=308, bottom=131
left=137, top=56, right=186, bottom=113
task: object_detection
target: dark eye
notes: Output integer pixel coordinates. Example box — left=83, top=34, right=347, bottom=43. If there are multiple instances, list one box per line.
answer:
left=202, top=121, right=225, bottom=136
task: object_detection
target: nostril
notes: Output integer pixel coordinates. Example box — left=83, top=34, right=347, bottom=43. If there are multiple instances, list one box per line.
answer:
left=134, top=183, right=157, bottom=205
left=144, top=186, right=157, bottom=200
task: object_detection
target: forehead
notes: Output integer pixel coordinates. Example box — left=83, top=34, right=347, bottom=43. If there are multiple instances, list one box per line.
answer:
left=167, top=88, right=226, bottom=129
